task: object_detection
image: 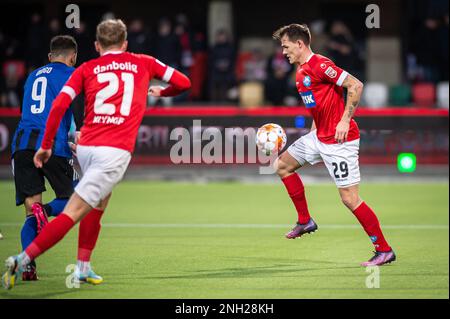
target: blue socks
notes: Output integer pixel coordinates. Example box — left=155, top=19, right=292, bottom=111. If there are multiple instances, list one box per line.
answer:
left=43, top=180, right=78, bottom=217
left=21, top=215, right=37, bottom=250
left=21, top=195, right=71, bottom=250
left=44, top=198, right=69, bottom=217
left=20, top=178, right=79, bottom=249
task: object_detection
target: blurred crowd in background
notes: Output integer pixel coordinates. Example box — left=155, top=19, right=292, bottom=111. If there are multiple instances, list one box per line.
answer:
left=0, top=0, right=448, bottom=109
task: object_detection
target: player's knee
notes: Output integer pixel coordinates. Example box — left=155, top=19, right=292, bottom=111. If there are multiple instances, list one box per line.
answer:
left=274, top=158, right=292, bottom=178
left=340, top=193, right=360, bottom=210
left=63, top=193, right=94, bottom=223
left=97, top=193, right=112, bottom=210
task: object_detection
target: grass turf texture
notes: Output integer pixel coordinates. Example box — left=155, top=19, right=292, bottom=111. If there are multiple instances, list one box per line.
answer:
left=0, top=181, right=448, bottom=299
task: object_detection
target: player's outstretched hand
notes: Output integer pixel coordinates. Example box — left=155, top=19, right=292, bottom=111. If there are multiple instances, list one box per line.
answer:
left=69, top=142, right=77, bottom=156
left=75, top=131, right=81, bottom=144
left=335, top=120, right=350, bottom=144
left=34, top=148, right=52, bottom=168
left=148, top=86, right=164, bottom=97
left=69, top=131, right=81, bottom=157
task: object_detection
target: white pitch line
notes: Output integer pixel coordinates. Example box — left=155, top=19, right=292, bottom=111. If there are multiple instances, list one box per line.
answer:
left=0, top=223, right=448, bottom=230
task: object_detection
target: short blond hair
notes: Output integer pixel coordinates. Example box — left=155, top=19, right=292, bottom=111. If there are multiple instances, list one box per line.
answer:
left=96, top=19, right=127, bottom=49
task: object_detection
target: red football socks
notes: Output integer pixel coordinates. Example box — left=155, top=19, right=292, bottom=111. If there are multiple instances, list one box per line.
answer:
left=353, top=202, right=391, bottom=252
left=78, top=208, right=104, bottom=262
left=281, top=173, right=311, bottom=224
left=25, top=213, right=75, bottom=260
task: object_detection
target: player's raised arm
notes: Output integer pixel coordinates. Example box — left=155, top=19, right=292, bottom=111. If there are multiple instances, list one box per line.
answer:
left=148, top=58, right=191, bottom=97
left=335, top=74, right=364, bottom=143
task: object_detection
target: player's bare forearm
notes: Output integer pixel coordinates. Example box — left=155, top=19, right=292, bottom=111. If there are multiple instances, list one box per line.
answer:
left=341, top=74, right=364, bottom=123
left=311, top=119, right=316, bottom=131
left=334, top=74, right=363, bottom=143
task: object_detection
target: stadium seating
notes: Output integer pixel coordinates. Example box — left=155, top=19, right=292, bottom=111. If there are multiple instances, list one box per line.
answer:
left=412, top=82, right=436, bottom=108
left=362, top=82, right=389, bottom=108
left=366, top=37, right=402, bottom=85
left=436, top=82, right=449, bottom=109
left=2, top=60, right=26, bottom=80
left=389, top=84, right=411, bottom=106
left=239, top=81, right=264, bottom=108
left=235, top=52, right=252, bottom=81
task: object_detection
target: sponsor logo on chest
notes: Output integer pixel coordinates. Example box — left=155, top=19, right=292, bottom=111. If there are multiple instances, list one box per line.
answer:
left=300, top=91, right=316, bottom=108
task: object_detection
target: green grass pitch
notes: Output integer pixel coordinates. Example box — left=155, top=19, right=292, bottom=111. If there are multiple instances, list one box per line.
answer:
left=0, top=180, right=448, bottom=299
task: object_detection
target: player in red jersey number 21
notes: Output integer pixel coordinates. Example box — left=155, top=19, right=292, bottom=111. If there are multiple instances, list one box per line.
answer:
left=272, top=24, right=395, bottom=267
left=2, top=19, right=191, bottom=289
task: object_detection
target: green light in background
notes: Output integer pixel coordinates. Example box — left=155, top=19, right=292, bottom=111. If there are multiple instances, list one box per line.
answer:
left=397, top=153, right=416, bottom=173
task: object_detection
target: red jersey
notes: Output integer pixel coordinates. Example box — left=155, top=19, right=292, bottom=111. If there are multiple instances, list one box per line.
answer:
left=295, top=54, right=359, bottom=144
left=41, top=51, right=190, bottom=153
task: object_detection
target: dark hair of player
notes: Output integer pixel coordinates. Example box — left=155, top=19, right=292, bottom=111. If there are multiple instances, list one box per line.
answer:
left=50, top=35, right=78, bottom=56
left=96, top=19, right=127, bottom=49
left=272, top=24, right=311, bottom=45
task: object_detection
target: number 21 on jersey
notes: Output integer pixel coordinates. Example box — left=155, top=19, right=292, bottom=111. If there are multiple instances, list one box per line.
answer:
left=94, top=72, right=134, bottom=116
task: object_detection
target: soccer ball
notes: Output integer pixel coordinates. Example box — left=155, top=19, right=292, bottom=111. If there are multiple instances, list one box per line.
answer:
left=255, top=123, right=287, bottom=156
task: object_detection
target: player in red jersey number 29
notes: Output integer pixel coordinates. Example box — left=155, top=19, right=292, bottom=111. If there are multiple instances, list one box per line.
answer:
left=272, top=24, right=395, bottom=267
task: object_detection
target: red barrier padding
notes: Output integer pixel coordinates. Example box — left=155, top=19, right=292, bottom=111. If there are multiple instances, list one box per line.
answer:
left=143, top=107, right=450, bottom=117
left=0, top=106, right=448, bottom=117
left=129, top=154, right=449, bottom=165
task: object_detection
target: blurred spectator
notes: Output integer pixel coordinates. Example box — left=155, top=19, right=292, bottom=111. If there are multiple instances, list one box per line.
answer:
left=71, top=21, right=96, bottom=65
left=411, top=0, right=448, bottom=82
left=128, top=18, right=151, bottom=54
left=174, top=14, right=194, bottom=75
left=241, top=48, right=267, bottom=82
left=188, top=31, right=208, bottom=101
left=25, top=13, right=46, bottom=69
left=442, top=12, right=449, bottom=81
left=209, top=29, right=236, bottom=102
left=151, top=18, right=181, bottom=68
left=0, top=30, right=6, bottom=65
left=1, top=35, right=21, bottom=64
left=173, top=14, right=194, bottom=103
left=416, top=17, right=443, bottom=82
left=327, top=21, right=360, bottom=77
left=0, top=60, right=25, bottom=107
left=309, top=20, right=329, bottom=54
left=148, top=18, right=182, bottom=107
left=1, top=28, right=25, bottom=107
left=46, top=18, right=62, bottom=46
left=102, top=12, right=116, bottom=21
left=265, top=46, right=293, bottom=105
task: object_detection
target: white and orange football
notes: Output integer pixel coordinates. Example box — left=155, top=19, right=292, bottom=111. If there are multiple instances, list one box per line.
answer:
left=255, top=123, right=287, bottom=156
